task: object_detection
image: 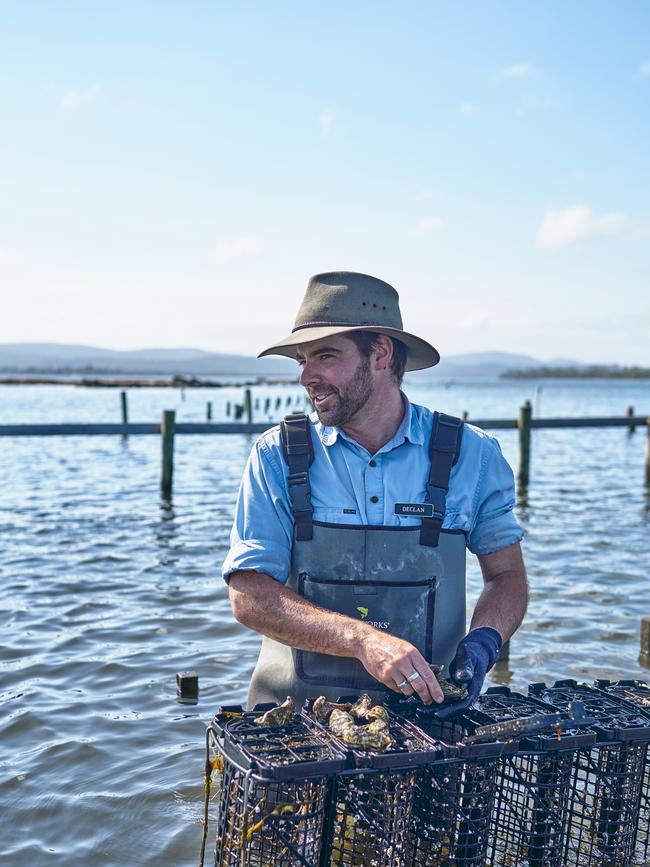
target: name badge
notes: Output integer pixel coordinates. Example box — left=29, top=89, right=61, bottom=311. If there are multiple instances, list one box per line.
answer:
left=394, top=502, right=434, bottom=517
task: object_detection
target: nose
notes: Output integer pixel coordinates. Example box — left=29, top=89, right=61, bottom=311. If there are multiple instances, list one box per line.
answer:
left=299, top=359, right=320, bottom=389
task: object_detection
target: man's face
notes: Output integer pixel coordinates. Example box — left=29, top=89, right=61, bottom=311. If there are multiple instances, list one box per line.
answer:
left=296, top=335, right=373, bottom=427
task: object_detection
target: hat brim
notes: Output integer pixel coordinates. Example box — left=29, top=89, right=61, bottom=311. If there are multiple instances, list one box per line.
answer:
left=258, top=325, right=440, bottom=372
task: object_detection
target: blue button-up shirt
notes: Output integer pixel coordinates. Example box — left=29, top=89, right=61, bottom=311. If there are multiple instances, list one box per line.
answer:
left=222, top=398, right=524, bottom=583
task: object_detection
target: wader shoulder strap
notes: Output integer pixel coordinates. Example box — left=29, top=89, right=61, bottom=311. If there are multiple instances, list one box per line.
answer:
left=420, top=412, right=464, bottom=548
left=280, top=412, right=314, bottom=542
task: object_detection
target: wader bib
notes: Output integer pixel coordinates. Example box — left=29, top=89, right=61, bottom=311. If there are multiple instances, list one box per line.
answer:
left=247, top=411, right=466, bottom=709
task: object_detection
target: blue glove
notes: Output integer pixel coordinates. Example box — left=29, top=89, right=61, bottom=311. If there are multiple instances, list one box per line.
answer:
left=434, top=626, right=502, bottom=720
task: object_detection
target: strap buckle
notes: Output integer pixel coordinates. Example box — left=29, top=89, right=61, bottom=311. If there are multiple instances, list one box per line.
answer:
left=425, top=486, right=447, bottom=522
left=287, top=472, right=312, bottom=513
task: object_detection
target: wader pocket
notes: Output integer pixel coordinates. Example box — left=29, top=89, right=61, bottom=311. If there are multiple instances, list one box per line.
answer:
left=293, top=572, right=436, bottom=691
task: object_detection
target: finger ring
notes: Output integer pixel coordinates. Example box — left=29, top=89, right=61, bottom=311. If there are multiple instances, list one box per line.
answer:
left=397, top=679, right=409, bottom=689
left=407, top=672, right=421, bottom=683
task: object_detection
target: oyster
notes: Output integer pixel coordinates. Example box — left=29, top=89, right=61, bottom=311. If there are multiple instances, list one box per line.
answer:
left=350, top=693, right=374, bottom=720
left=253, top=695, right=295, bottom=727
left=366, top=704, right=390, bottom=724
left=430, top=665, right=469, bottom=702
left=319, top=698, right=394, bottom=751
left=312, top=696, right=353, bottom=723
left=328, top=708, right=393, bottom=750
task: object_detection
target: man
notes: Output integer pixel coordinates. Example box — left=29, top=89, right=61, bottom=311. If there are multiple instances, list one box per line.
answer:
left=223, top=271, right=527, bottom=716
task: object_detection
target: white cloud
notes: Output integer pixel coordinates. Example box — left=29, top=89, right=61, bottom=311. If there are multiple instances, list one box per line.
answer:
left=638, top=59, right=650, bottom=79
left=460, top=101, right=477, bottom=115
left=536, top=205, right=631, bottom=250
left=60, top=85, right=101, bottom=110
left=0, top=249, right=27, bottom=266
left=417, top=188, right=435, bottom=201
left=416, top=216, right=444, bottom=234
left=319, top=109, right=334, bottom=132
left=499, top=62, right=533, bottom=79
left=211, top=237, right=263, bottom=263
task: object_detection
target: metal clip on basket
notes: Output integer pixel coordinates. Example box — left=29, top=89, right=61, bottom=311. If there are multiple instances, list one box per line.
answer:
left=208, top=703, right=349, bottom=867
left=529, top=679, right=650, bottom=867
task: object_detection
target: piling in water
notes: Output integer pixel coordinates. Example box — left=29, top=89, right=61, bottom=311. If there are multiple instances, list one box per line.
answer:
left=120, top=390, right=128, bottom=426
left=627, top=405, right=636, bottom=433
left=642, top=617, right=650, bottom=656
left=244, top=388, right=253, bottom=424
left=517, top=401, right=532, bottom=488
left=161, top=410, right=175, bottom=497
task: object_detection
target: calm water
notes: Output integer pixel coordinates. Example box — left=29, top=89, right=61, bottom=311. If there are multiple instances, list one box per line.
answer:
left=1, top=377, right=649, bottom=865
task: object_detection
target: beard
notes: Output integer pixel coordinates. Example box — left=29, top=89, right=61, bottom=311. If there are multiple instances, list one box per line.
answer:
left=310, top=356, right=373, bottom=427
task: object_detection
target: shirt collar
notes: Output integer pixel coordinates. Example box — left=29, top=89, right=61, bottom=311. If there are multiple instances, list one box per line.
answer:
left=315, top=394, right=425, bottom=451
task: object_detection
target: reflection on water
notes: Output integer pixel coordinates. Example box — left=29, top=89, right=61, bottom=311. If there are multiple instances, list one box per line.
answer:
left=1, top=381, right=649, bottom=865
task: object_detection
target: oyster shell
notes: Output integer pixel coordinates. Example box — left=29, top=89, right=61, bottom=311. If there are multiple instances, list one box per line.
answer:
left=253, top=695, right=295, bottom=727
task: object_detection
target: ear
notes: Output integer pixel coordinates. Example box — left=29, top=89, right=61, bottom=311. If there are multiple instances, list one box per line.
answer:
left=370, top=334, right=394, bottom=371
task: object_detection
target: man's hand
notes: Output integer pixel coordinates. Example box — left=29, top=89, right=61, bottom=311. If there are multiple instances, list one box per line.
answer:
left=435, top=626, right=502, bottom=719
left=357, top=630, right=444, bottom=705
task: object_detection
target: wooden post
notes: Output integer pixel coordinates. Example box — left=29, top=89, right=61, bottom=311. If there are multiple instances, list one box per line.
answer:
left=206, top=401, right=212, bottom=421
left=244, top=388, right=253, bottom=424
left=120, top=390, right=128, bottom=426
left=641, top=617, right=650, bottom=655
left=626, top=405, right=636, bottom=433
left=226, top=401, right=231, bottom=418
left=517, top=401, right=532, bottom=487
left=161, top=410, right=175, bottom=497
left=462, top=410, right=468, bottom=421
left=264, top=397, right=271, bottom=414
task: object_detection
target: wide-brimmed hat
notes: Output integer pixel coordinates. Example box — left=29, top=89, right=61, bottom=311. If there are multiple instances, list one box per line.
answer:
left=258, top=271, right=440, bottom=371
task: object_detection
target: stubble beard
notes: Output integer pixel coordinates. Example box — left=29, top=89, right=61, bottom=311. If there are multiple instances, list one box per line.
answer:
left=312, top=356, right=374, bottom=427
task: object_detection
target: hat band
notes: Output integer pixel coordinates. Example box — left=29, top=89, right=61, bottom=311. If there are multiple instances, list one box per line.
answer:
left=291, top=320, right=389, bottom=333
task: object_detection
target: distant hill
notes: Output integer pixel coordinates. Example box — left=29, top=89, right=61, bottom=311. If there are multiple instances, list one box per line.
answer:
left=0, top=343, right=588, bottom=379
left=0, top=343, right=298, bottom=377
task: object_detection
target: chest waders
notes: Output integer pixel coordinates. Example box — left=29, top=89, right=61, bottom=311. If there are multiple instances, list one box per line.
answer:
left=247, top=412, right=466, bottom=709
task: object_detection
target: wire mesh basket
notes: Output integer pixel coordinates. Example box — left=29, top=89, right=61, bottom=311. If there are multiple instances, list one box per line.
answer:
left=305, top=695, right=444, bottom=866
left=470, top=686, right=596, bottom=867
left=392, top=701, right=515, bottom=866
left=594, top=679, right=650, bottom=866
left=208, top=704, right=349, bottom=867
left=529, top=679, right=650, bottom=867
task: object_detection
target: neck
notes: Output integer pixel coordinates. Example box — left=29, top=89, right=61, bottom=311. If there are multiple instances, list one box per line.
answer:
left=340, top=386, right=405, bottom=455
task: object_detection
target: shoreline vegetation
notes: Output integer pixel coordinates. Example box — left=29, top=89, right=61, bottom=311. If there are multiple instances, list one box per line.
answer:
left=502, top=366, right=650, bottom=380
left=0, top=375, right=297, bottom=388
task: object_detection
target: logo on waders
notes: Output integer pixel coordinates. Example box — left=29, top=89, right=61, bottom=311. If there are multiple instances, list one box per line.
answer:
left=356, top=605, right=389, bottom=630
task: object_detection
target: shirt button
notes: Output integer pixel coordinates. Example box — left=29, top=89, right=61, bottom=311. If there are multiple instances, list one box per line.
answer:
left=369, top=460, right=377, bottom=467
left=370, top=495, right=379, bottom=503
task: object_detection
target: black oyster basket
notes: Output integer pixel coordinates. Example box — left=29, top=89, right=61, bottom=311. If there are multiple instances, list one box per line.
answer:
left=304, top=694, right=446, bottom=867
left=391, top=695, right=519, bottom=867
left=529, top=679, right=650, bottom=867
left=208, top=703, right=349, bottom=867
left=593, top=679, right=650, bottom=866
left=470, top=686, right=596, bottom=867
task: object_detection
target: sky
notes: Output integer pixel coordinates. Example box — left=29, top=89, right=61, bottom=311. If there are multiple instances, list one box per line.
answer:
left=0, top=1, right=649, bottom=364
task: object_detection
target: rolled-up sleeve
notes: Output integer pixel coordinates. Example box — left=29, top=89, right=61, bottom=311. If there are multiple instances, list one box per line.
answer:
left=221, top=435, right=294, bottom=584
left=467, top=436, right=524, bottom=556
